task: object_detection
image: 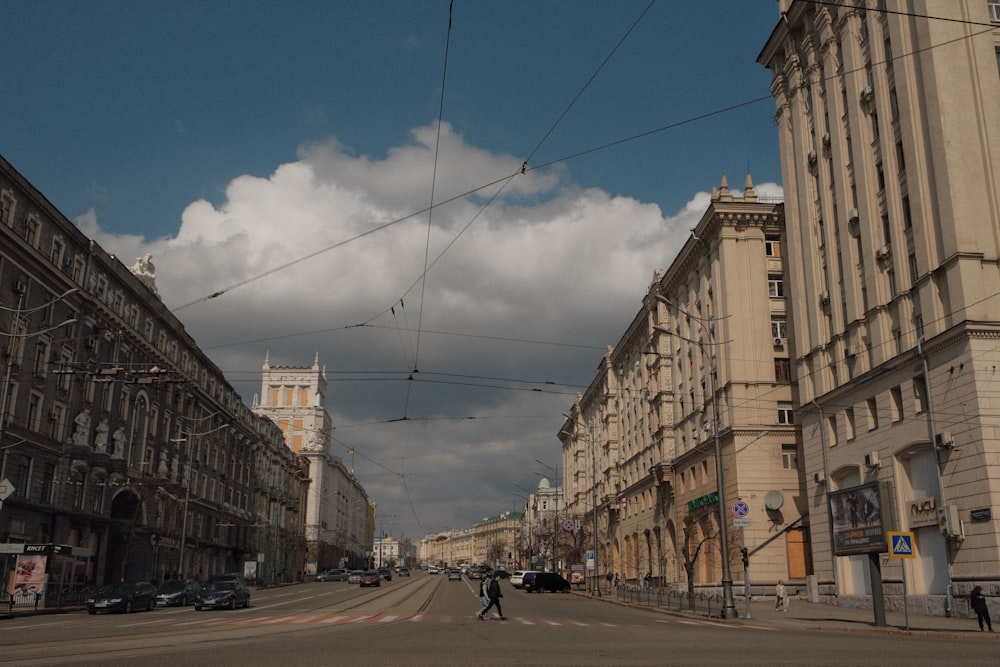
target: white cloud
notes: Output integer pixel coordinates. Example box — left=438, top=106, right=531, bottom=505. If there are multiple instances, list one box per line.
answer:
left=89, top=123, right=781, bottom=539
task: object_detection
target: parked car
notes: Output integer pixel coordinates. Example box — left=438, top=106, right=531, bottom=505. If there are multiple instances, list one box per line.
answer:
left=155, top=579, right=201, bottom=606
left=195, top=579, right=250, bottom=610
left=316, top=568, right=348, bottom=582
left=511, top=570, right=537, bottom=589
left=347, top=570, right=364, bottom=584
left=359, top=571, right=381, bottom=587
left=86, top=581, right=158, bottom=614
left=397, top=567, right=410, bottom=577
left=524, top=572, right=571, bottom=593
left=446, top=568, right=462, bottom=581
left=377, top=567, right=393, bottom=581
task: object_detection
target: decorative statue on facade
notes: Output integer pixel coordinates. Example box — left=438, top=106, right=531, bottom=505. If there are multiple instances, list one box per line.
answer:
left=71, top=409, right=92, bottom=448
left=94, top=417, right=110, bottom=453
left=110, top=426, right=126, bottom=459
left=304, top=429, right=328, bottom=453
left=157, top=448, right=171, bottom=477
left=128, top=253, right=159, bottom=295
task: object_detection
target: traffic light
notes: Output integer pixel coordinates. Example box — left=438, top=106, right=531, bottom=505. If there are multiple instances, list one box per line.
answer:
left=740, top=547, right=749, bottom=568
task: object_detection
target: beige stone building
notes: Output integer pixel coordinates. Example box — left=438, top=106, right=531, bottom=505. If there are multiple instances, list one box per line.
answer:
left=560, top=177, right=800, bottom=605
left=759, top=1, right=1000, bottom=615
left=253, top=354, right=372, bottom=572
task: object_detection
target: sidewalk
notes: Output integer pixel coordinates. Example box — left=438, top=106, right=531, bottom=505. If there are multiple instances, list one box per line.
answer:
left=586, top=589, right=1000, bottom=640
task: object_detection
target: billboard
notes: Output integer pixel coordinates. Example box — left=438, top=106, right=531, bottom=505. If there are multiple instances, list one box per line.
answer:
left=828, top=482, right=892, bottom=556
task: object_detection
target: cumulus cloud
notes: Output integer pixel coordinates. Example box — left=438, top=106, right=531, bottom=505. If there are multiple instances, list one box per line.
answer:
left=87, top=122, right=780, bottom=539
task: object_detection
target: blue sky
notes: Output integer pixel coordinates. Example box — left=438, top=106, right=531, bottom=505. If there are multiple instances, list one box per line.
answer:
left=1, top=1, right=785, bottom=541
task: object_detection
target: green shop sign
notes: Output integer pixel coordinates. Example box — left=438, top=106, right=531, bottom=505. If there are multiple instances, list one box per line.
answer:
left=687, top=491, right=719, bottom=512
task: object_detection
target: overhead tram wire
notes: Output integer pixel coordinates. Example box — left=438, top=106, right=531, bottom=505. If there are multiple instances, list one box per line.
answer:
left=360, top=1, right=657, bottom=329
left=170, top=7, right=993, bottom=315
left=175, top=1, right=659, bottom=319
left=402, top=0, right=456, bottom=420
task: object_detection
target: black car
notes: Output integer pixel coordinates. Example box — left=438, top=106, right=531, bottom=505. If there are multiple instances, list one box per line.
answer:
left=86, top=581, right=158, bottom=614
left=524, top=572, right=570, bottom=593
left=377, top=567, right=393, bottom=581
left=195, top=580, right=250, bottom=610
left=155, top=579, right=201, bottom=606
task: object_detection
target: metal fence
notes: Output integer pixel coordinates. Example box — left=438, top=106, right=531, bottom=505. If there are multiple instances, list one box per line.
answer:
left=1, top=585, right=91, bottom=613
left=615, top=585, right=725, bottom=618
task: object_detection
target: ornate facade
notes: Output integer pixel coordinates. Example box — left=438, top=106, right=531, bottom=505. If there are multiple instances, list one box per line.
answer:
left=759, top=0, right=1000, bottom=615
left=0, top=154, right=309, bottom=594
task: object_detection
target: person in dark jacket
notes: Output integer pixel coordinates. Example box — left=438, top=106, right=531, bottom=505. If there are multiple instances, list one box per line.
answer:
left=478, top=573, right=506, bottom=620
left=970, top=585, right=992, bottom=632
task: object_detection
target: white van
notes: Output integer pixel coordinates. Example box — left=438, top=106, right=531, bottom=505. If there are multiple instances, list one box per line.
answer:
left=511, top=570, right=538, bottom=589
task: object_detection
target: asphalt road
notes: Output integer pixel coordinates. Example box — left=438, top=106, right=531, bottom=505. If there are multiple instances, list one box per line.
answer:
left=2, top=574, right=997, bottom=666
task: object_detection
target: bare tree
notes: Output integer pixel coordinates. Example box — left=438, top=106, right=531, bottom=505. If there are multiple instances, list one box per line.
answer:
left=680, top=507, right=716, bottom=609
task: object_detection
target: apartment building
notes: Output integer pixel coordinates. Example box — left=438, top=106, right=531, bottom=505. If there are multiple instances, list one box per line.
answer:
left=560, top=176, right=800, bottom=599
left=0, top=154, right=309, bottom=594
left=759, top=0, right=1000, bottom=614
left=253, top=355, right=372, bottom=572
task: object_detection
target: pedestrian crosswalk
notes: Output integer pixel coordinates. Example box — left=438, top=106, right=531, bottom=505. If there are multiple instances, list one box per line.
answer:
left=216, top=612, right=624, bottom=627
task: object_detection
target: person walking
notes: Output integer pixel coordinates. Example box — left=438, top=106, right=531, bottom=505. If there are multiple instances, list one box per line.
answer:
left=775, top=579, right=788, bottom=612
left=605, top=572, right=613, bottom=594
left=477, top=575, right=490, bottom=617
left=478, top=572, right=506, bottom=620
left=970, top=585, right=993, bottom=632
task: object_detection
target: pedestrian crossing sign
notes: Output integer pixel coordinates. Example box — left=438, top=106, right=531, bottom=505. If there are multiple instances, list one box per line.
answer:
left=887, top=531, right=916, bottom=558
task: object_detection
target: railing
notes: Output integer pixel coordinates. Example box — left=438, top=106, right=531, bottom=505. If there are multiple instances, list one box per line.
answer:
left=616, top=584, right=725, bottom=618
left=1, top=585, right=92, bottom=613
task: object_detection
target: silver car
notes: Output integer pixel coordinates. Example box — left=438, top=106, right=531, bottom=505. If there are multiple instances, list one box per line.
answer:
left=347, top=570, right=364, bottom=584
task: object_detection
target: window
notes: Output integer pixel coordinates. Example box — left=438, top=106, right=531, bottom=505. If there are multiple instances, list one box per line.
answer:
left=781, top=444, right=799, bottom=470
left=890, top=386, right=903, bottom=422
left=14, top=454, right=31, bottom=498
left=34, top=340, right=49, bottom=375
left=50, top=238, right=64, bottom=266
left=777, top=401, right=794, bottom=425
left=913, top=376, right=928, bottom=413
left=768, top=275, right=785, bottom=298
left=845, top=408, right=856, bottom=441
left=25, top=217, right=39, bottom=247
left=775, top=358, right=791, bottom=383
left=49, top=404, right=64, bottom=440
left=827, top=415, right=838, bottom=447
left=909, top=253, right=919, bottom=284
left=991, top=1, right=1000, bottom=23
left=765, top=236, right=781, bottom=257
left=0, top=192, right=14, bottom=225
left=27, top=393, right=42, bottom=431
left=866, top=398, right=879, bottom=431
left=771, top=317, right=788, bottom=340
left=41, top=463, right=56, bottom=504
left=888, top=269, right=896, bottom=298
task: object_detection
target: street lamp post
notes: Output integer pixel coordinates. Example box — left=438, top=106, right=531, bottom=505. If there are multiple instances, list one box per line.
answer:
left=655, top=294, right=737, bottom=619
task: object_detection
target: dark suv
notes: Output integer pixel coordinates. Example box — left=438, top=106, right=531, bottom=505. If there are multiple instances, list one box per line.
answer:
left=524, top=572, right=571, bottom=593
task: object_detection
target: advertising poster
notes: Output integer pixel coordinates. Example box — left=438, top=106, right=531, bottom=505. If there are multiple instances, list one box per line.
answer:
left=829, top=482, right=890, bottom=556
left=12, top=554, right=48, bottom=602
